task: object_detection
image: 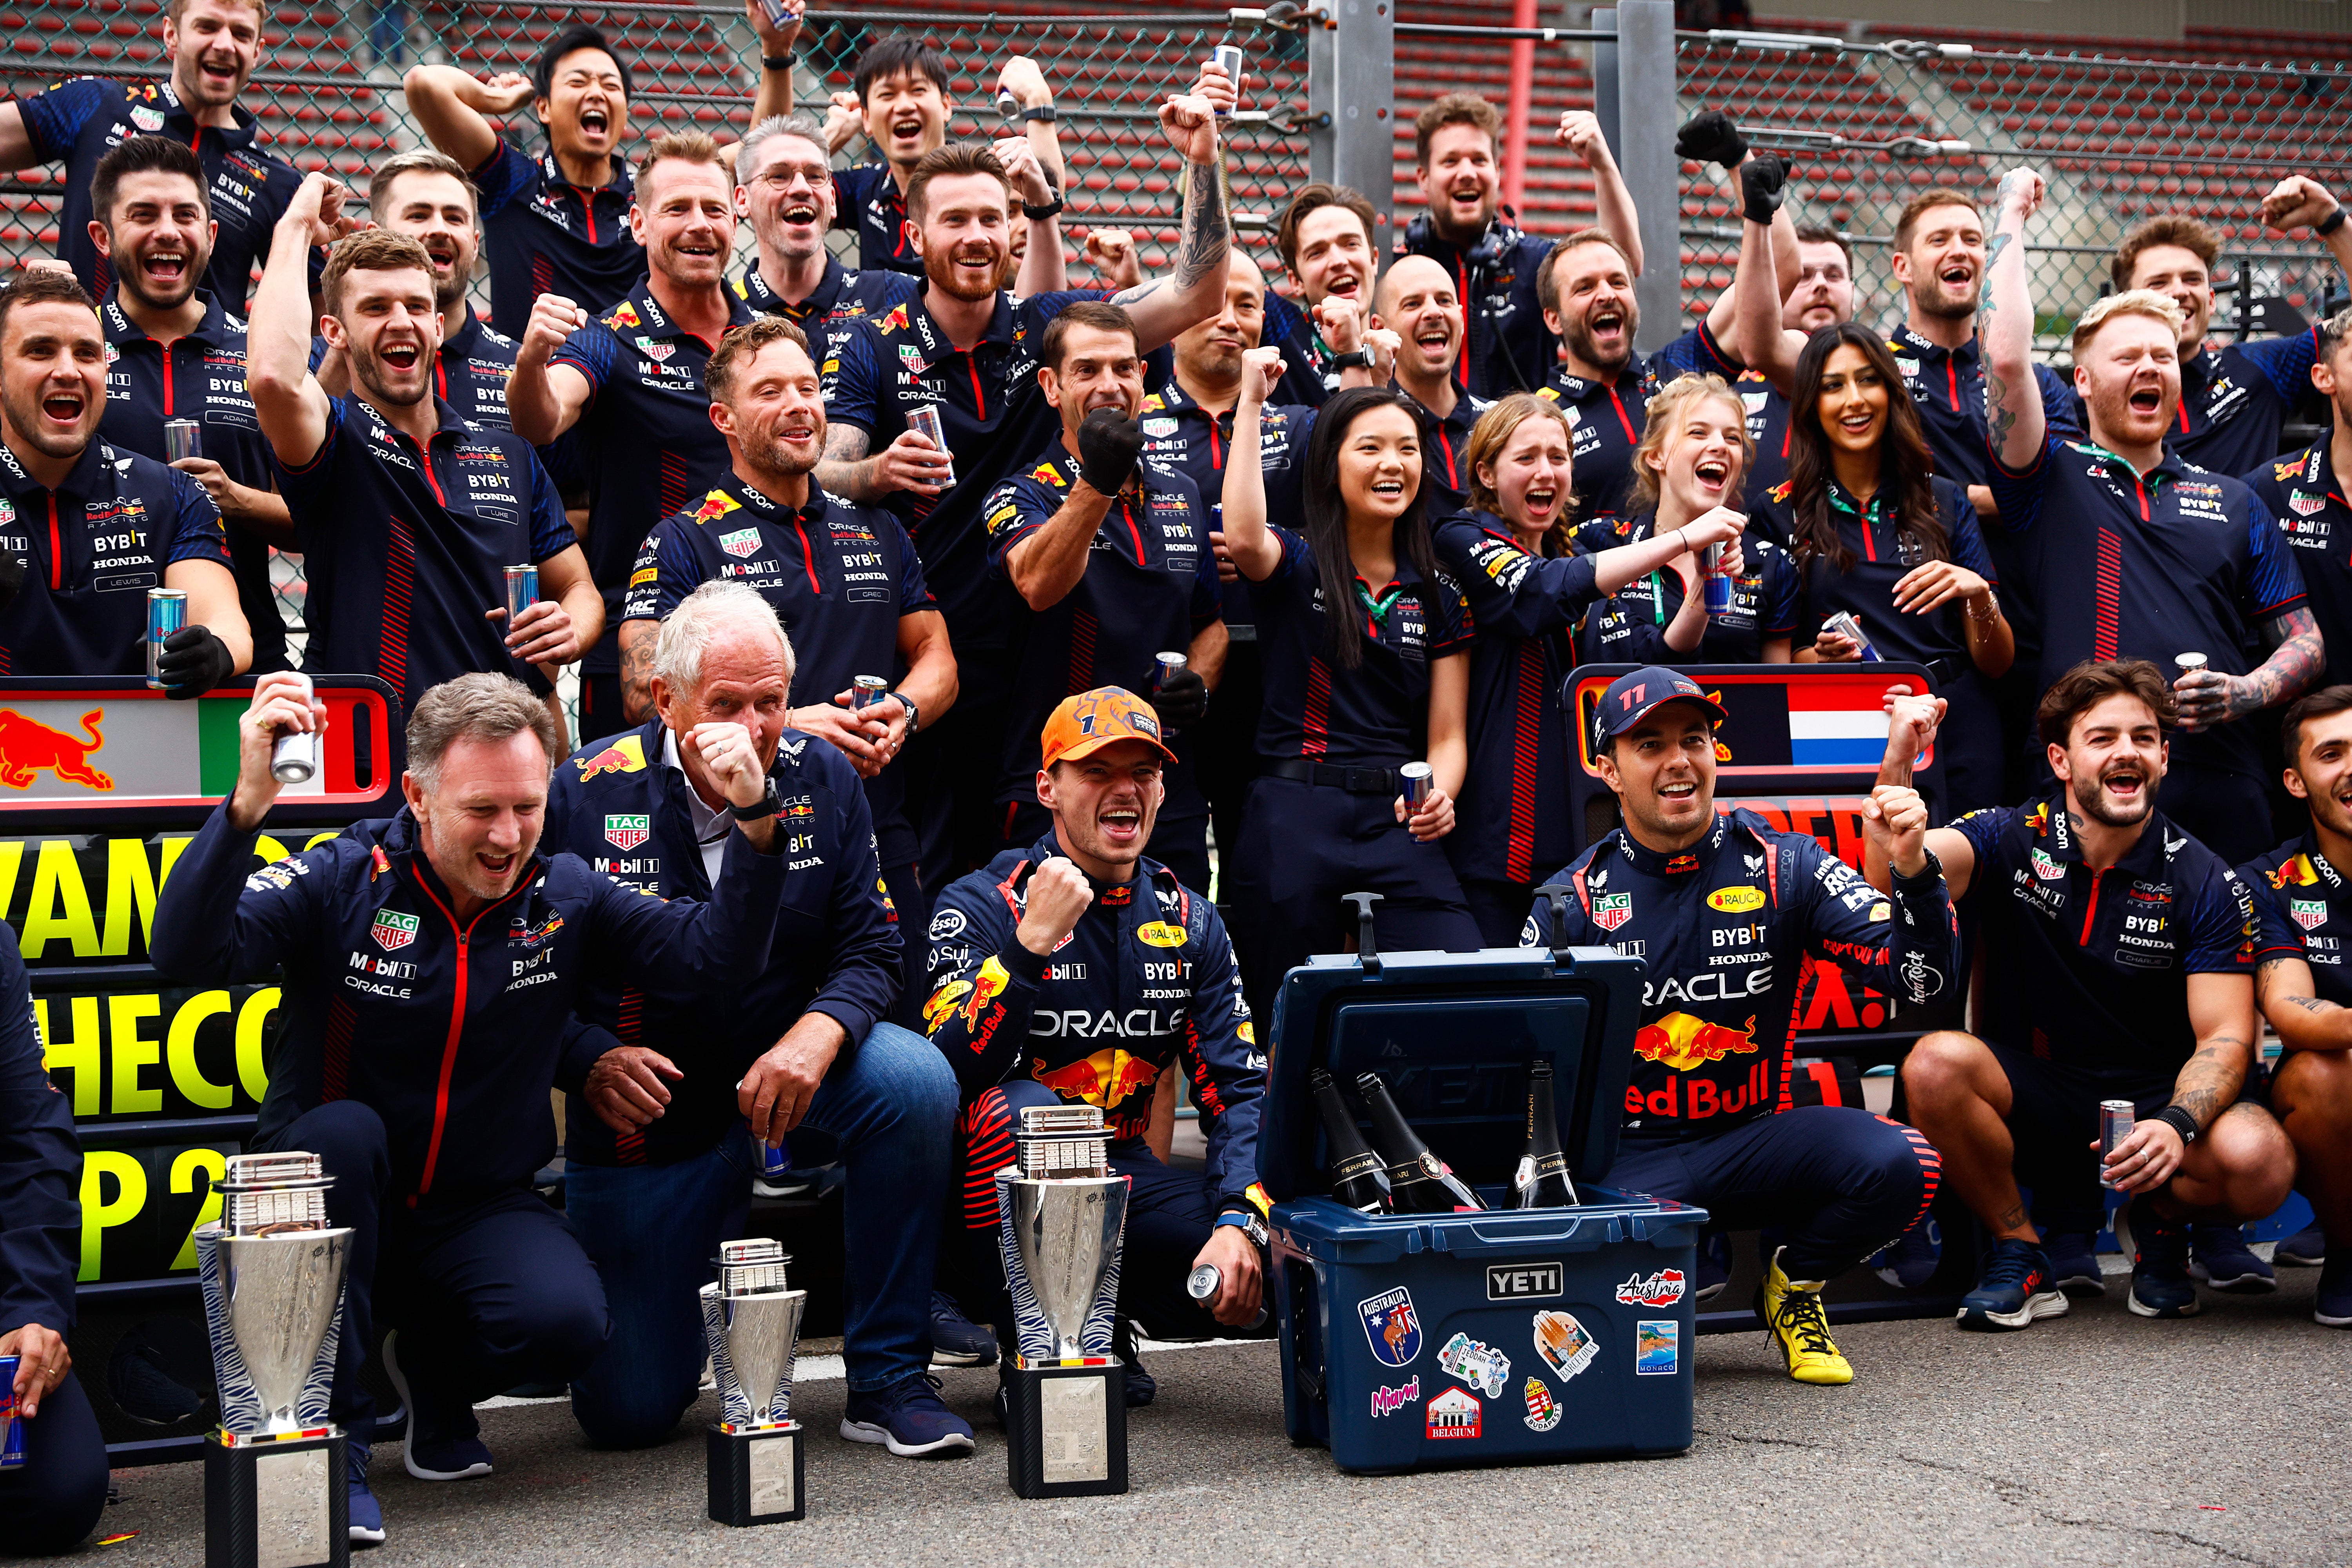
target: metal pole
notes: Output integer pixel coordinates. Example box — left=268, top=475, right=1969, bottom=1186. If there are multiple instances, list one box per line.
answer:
left=1591, top=7, right=1618, bottom=166
left=1306, top=0, right=1396, bottom=236
left=1612, top=0, right=1679, bottom=353
left=1503, top=0, right=1538, bottom=217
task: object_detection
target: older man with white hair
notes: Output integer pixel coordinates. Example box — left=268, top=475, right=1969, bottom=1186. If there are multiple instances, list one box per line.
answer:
left=548, top=581, right=972, bottom=1460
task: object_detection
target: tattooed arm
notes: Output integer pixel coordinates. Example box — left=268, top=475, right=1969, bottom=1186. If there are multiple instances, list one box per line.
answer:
left=1979, top=167, right=2046, bottom=472
left=2176, top=607, right=2325, bottom=731
left=1111, top=89, right=1229, bottom=352
left=2255, top=953, right=2352, bottom=1052
left=619, top=619, right=658, bottom=723
left=2100, top=971, right=2255, bottom=1194
left=814, top=424, right=950, bottom=504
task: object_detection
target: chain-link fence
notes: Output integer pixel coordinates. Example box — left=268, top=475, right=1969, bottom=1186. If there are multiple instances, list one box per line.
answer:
left=1673, top=31, right=2352, bottom=361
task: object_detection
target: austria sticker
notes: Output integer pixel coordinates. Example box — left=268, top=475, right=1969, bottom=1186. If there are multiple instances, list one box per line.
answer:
left=371, top=910, right=419, bottom=951
left=1614, top=1268, right=1688, bottom=1307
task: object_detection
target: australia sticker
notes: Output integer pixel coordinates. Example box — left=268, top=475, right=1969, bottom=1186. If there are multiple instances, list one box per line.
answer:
left=1358, top=1287, right=1421, bottom=1367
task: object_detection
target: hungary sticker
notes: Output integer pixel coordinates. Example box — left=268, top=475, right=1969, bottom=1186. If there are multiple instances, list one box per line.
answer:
left=718, top=527, right=762, bottom=559
left=371, top=909, right=419, bottom=951
left=604, top=813, right=651, bottom=851
left=1522, top=1376, right=1562, bottom=1432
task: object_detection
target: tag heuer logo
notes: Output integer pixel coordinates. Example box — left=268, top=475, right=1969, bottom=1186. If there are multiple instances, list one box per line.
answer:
left=899, top=344, right=924, bottom=370
left=2291, top=897, right=2328, bottom=931
left=1592, top=892, right=1632, bottom=931
left=2031, top=849, right=2065, bottom=881
left=717, top=527, right=762, bottom=558
left=131, top=105, right=164, bottom=131
left=605, top=813, right=651, bottom=851
left=371, top=910, right=420, bottom=950
left=2291, top=493, right=2327, bottom=516
left=1142, top=416, right=1177, bottom=437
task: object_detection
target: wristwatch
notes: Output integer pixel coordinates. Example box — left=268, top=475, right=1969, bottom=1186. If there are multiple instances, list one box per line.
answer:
left=891, top=691, right=921, bottom=735
left=730, top=778, right=784, bottom=822
left=1022, top=194, right=1065, bottom=221
left=1326, top=347, right=1376, bottom=370
left=1019, top=104, right=1058, bottom=124
left=1215, top=1210, right=1269, bottom=1248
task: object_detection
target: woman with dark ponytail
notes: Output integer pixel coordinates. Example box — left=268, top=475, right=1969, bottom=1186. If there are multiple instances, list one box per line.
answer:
left=1219, top=358, right=1480, bottom=1019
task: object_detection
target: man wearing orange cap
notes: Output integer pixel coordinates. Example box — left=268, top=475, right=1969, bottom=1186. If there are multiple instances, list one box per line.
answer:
left=923, top=687, right=1267, bottom=1410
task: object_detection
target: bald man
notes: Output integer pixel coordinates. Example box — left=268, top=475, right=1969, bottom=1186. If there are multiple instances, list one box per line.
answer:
left=1371, top=254, right=1491, bottom=516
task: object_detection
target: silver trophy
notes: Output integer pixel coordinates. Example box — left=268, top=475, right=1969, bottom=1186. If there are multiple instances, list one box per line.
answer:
left=702, top=1238, right=808, bottom=1526
left=196, top=1152, right=352, bottom=1568
left=996, top=1104, right=1131, bottom=1497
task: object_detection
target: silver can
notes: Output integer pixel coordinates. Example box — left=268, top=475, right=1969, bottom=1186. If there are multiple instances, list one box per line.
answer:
left=2174, top=652, right=2209, bottom=676
left=904, top=406, right=956, bottom=486
left=163, top=418, right=202, bottom=463
left=271, top=672, right=318, bottom=785
left=505, top=563, right=539, bottom=631
left=145, top=587, right=186, bottom=688
left=2098, top=1099, right=2137, bottom=1189
left=1186, top=1263, right=1221, bottom=1301
left=851, top=674, right=890, bottom=710
left=1151, top=651, right=1187, bottom=692
left=1399, top=761, right=1434, bottom=810
left=1210, top=44, right=1245, bottom=114
left=1822, top=609, right=1879, bottom=662
left=757, top=0, right=795, bottom=30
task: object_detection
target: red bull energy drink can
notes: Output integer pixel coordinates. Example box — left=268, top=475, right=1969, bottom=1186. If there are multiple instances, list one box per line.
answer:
left=2099, top=1099, right=2137, bottom=1188
left=505, top=564, right=539, bottom=631
left=904, top=407, right=955, bottom=486
left=163, top=418, right=202, bottom=463
left=757, top=1136, right=790, bottom=1180
left=1210, top=45, right=1244, bottom=113
left=757, top=0, right=796, bottom=31
left=1151, top=652, right=1187, bottom=692
left=0, top=1354, right=22, bottom=1469
left=1399, top=762, right=1434, bottom=810
left=1822, top=610, right=1879, bottom=662
left=851, top=675, right=889, bottom=711
left=271, top=671, right=318, bottom=784
left=1699, top=540, right=1734, bottom=616
left=145, top=586, right=186, bottom=688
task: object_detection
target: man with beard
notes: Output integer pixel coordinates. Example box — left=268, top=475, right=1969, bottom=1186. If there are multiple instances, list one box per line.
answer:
left=250, top=175, right=601, bottom=718
left=982, top=302, right=1223, bottom=889
left=2237, top=686, right=2352, bottom=1322
left=2251, top=307, right=2352, bottom=689
left=0, top=0, right=310, bottom=308
left=819, top=75, right=1232, bottom=899
left=404, top=25, right=648, bottom=338
left=88, top=136, right=290, bottom=674
left=1983, top=169, right=2323, bottom=865
left=508, top=131, right=751, bottom=737
left=1371, top=255, right=1490, bottom=517
left=1877, top=668, right=2296, bottom=1328
left=1399, top=96, right=1641, bottom=399
left=0, top=269, right=248, bottom=689
left=2103, top=181, right=2352, bottom=481
left=1266, top=183, right=1384, bottom=408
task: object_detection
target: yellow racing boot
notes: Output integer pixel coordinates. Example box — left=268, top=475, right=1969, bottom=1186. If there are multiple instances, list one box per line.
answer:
left=1760, top=1246, right=1853, bottom=1385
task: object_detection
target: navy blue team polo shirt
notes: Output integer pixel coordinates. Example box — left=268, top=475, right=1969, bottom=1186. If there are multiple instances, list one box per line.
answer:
left=2241, top=834, right=2352, bottom=1007
left=0, top=437, right=228, bottom=676
left=1396, top=216, right=1557, bottom=399
left=982, top=446, right=1221, bottom=809
left=1403, top=380, right=1493, bottom=521
left=1733, top=368, right=1795, bottom=522
left=1574, top=511, right=1799, bottom=666
left=830, top=163, right=920, bottom=278
left=549, top=279, right=754, bottom=680
left=1952, top=791, right=2256, bottom=1075
left=1888, top=325, right=2079, bottom=494
left=2246, top=441, right=2352, bottom=689
left=15, top=77, right=305, bottom=307
left=1136, top=379, right=1318, bottom=636
left=2074, top=331, right=2319, bottom=481
left=273, top=396, right=574, bottom=713
left=1249, top=523, right=1468, bottom=763
left=1537, top=322, right=1735, bottom=534
left=1749, top=474, right=1994, bottom=670
left=472, top=144, right=646, bottom=338
left=734, top=256, right=917, bottom=403
left=826, top=286, right=1115, bottom=657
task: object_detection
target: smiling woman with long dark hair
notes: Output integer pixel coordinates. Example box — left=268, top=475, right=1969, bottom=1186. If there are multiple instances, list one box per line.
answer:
left=1753, top=323, right=2014, bottom=815
left=1218, top=363, right=1480, bottom=1019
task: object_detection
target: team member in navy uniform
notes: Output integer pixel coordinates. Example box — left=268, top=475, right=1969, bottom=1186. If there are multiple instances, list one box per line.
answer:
left=1220, top=373, right=1481, bottom=1020
left=1750, top=325, right=2015, bottom=817
left=89, top=136, right=291, bottom=674
left=1879, top=668, right=2296, bottom=1328
left=0, top=0, right=309, bottom=308
left=0, top=270, right=248, bottom=688
left=818, top=82, right=1234, bottom=896
left=251, top=183, right=601, bottom=718
left=1266, top=183, right=1385, bottom=408
left=151, top=671, right=785, bottom=1537
left=403, top=25, right=646, bottom=338
left=2249, top=307, right=2352, bottom=689
left=552, top=583, right=975, bottom=1457
left=1732, top=223, right=1856, bottom=514
left=1436, top=396, right=1743, bottom=944
left=926, top=688, right=1266, bottom=1403
left=1373, top=256, right=1491, bottom=517
left=2239, top=687, right=2352, bottom=1320
left=1523, top=666, right=1953, bottom=1385
left=1982, top=168, right=2324, bottom=867
left=0, top=923, right=108, bottom=1556
left=620, top=318, right=956, bottom=1027
left=2104, top=183, right=2352, bottom=480
left=1578, top=374, right=1795, bottom=667
left=983, top=302, right=1223, bottom=889
left=509, top=131, right=751, bottom=734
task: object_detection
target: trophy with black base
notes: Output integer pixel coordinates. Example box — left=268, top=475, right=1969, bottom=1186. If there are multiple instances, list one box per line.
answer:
left=996, top=1104, right=1130, bottom=1498
left=197, top=1152, right=352, bottom=1568
left=702, top=1238, right=808, bottom=1525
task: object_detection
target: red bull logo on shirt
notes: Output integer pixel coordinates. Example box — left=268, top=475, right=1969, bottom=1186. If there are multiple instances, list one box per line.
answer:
left=1030, top=1046, right=1162, bottom=1111
left=1632, top=1012, right=1758, bottom=1073
left=574, top=735, right=648, bottom=781
left=2270, top=855, right=2322, bottom=889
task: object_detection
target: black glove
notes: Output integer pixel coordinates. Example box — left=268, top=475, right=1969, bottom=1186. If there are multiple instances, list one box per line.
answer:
left=1076, top=406, right=1145, bottom=496
left=1740, top=153, right=1788, bottom=225
left=1149, top=665, right=1207, bottom=730
left=158, top=624, right=236, bottom=699
left=0, top=551, right=22, bottom=614
left=1675, top=109, right=1748, bottom=170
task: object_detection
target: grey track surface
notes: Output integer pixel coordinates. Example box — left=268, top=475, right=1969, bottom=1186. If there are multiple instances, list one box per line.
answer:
left=79, top=1271, right=2351, bottom=1568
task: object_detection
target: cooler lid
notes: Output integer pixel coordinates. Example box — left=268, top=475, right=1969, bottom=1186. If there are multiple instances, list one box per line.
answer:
left=1256, top=944, right=1646, bottom=1203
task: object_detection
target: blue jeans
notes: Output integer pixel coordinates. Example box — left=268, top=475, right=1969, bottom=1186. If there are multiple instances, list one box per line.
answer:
left=566, top=1022, right=956, bottom=1447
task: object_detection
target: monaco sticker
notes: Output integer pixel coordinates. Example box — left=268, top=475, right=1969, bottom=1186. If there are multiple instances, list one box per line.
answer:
left=1614, top=1268, right=1688, bottom=1307
left=1425, top=1387, right=1480, bottom=1439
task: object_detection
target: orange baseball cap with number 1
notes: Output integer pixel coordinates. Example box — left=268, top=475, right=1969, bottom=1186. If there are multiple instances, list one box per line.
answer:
left=1040, top=687, right=1178, bottom=770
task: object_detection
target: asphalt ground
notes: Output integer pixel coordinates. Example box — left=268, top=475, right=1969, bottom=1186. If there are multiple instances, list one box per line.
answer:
left=53, top=1260, right=2351, bottom=1568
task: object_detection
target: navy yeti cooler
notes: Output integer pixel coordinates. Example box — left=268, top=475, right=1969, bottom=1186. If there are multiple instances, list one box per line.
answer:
left=1261, top=937, right=1706, bottom=1474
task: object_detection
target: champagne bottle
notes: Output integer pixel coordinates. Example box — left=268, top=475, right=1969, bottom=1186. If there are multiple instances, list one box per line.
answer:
left=1310, top=1068, right=1390, bottom=1213
left=1513, top=1060, right=1581, bottom=1209
left=1355, top=1072, right=1485, bottom=1213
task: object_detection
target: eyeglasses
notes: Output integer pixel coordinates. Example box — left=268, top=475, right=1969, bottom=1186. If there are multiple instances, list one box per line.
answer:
left=751, top=167, right=829, bottom=192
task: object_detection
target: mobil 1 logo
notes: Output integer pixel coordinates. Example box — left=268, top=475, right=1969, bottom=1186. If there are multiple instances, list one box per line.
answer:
left=1485, top=1261, right=1563, bottom=1301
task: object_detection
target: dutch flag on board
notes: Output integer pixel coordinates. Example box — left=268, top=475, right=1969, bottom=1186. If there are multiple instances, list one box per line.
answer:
left=1786, top=683, right=1893, bottom=767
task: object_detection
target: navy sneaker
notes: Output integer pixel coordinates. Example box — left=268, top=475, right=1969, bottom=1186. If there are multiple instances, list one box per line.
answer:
left=381, top=1332, right=493, bottom=1481
left=1694, top=1231, right=1732, bottom=1305
left=2043, top=1230, right=2106, bottom=1297
left=2275, top=1223, right=2326, bottom=1267
left=1870, top=1216, right=1940, bottom=1290
left=2316, top=1254, right=2352, bottom=1328
left=2126, top=1196, right=2200, bottom=1319
left=2189, top=1224, right=2277, bottom=1293
left=929, top=1292, right=997, bottom=1367
left=1112, top=1320, right=1156, bottom=1407
left=840, top=1372, right=975, bottom=1457
left=1957, top=1238, right=2068, bottom=1331
left=347, top=1439, right=385, bottom=1545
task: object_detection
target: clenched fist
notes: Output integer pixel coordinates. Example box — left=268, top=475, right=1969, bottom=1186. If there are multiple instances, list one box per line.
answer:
left=1017, top=855, right=1094, bottom=956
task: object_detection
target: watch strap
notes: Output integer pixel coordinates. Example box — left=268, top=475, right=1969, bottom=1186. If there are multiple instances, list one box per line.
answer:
left=1022, top=196, right=1065, bottom=221
left=730, top=779, right=783, bottom=821
left=1019, top=104, right=1058, bottom=124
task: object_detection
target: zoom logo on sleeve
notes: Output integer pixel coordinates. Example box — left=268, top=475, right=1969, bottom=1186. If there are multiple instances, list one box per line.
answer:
left=1485, top=1261, right=1564, bottom=1300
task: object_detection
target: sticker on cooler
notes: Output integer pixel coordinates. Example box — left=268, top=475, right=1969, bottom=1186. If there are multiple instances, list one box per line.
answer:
left=1436, top=1332, right=1510, bottom=1397
left=1369, top=1376, right=1420, bottom=1419
left=1531, top=1310, right=1598, bottom=1381
left=1613, top=1268, right=1688, bottom=1308
left=1357, top=1287, right=1422, bottom=1367
left=1635, top=1319, right=1679, bottom=1376
left=1521, top=1377, right=1562, bottom=1433
left=1425, top=1387, right=1481, bottom=1440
